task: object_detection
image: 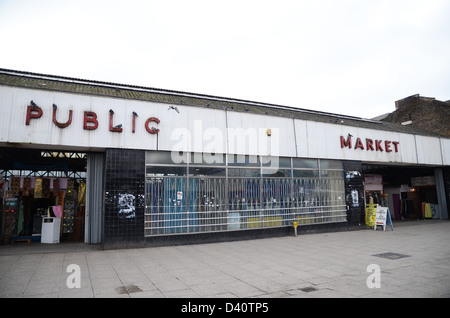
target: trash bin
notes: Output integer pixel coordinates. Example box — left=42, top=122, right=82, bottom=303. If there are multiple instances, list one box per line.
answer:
left=41, top=217, right=61, bottom=243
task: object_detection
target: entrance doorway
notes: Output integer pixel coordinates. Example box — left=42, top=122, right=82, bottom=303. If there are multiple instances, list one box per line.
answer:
left=0, top=148, right=102, bottom=245
left=362, top=164, right=445, bottom=221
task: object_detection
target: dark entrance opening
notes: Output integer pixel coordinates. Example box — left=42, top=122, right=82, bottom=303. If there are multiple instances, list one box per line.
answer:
left=0, top=147, right=87, bottom=244
left=362, top=164, right=442, bottom=220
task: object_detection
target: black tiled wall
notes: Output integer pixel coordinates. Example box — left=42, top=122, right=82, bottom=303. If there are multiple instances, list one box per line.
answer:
left=443, top=167, right=450, bottom=217
left=104, top=148, right=145, bottom=247
left=343, top=160, right=365, bottom=226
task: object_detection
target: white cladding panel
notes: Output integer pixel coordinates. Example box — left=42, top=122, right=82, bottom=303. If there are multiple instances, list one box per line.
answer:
left=415, top=135, right=443, bottom=165
left=0, top=85, right=449, bottom=166
left=0, top=86, right=227, bottom=153
left=0, top=87, right=12, bottom=142
left=294, top=120, right=418, bottom=164
left=158, top=104, right=227, bottom=153
left=225, top=112, right=296, bottom=157
left=441, top=138, right=450, bottom=166
left=0, top=87, right=157, bottom=150
left=397, top=133, right=418, bottom=164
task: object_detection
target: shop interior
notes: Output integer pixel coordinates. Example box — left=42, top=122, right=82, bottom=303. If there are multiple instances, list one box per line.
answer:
left=0, top=148, right=87, bottom=245
left=362, top=164, right=441, bottom=221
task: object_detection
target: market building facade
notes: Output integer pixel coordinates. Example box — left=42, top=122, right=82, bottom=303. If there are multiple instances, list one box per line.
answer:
left=0, top=69, right=449, bottom=248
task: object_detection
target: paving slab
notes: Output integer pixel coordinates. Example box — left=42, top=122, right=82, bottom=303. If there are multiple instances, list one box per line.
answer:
left=0, top=220, right=449, bottom=299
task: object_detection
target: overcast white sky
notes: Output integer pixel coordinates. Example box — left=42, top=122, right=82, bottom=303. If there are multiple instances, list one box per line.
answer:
left=0, top=0, right=449, bottom=119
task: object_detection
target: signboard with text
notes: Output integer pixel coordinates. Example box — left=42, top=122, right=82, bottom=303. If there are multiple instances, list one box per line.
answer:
left=374, top=206, right=394, bottom=231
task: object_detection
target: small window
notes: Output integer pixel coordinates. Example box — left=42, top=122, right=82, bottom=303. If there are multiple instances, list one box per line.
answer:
left=146, top=166, right=186, bottom=176
left=189, top=167, right=226, bottom=177
left=320, top=170, right=344, bottom=178
left=319, top=160, right=343, bottom=170
left=262, top=169, right=291, bottom=177
left=293, top=158, right=318, bottom=169
left=261, top=156, right=291, bottom=168
left=293, top=170, right=319, bottom=178
left=228, top=168, right=261, bottom=177
left=146, top=151, right=188, bottom=165
left=227, top=154, right=260, bottom=167
left=189, top=153, right=226, bottom=166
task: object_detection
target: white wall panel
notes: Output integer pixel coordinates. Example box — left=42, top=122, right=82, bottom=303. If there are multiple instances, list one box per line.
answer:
left=295, top=119, right=420, bottom=164
left=1, top=85, right=449, bottom=166
left=441, top=138, right=450, bottom=166
left=225, top=112, right=296, bottom=157
left=158, top=105, right=227, bottom=153
left=293, top=119, right=308, bottom=157
left=396, top=133, right=418, bottom=164
left=0, top=87, right=13, bottom=142
left=415, top=135, right=443, bottom=165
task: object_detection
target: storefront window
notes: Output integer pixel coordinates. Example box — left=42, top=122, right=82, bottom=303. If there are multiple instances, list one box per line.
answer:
left=261, top=178, right=292, bottom=227
left=227, top=154, right=260, bottom=167
left=320, top=170, right=344, bottom=178
left=144, top=152, right=346, bottom=237
left=189, top=153, right=226, bottom=166
left=188, top=167, right=226, bottom=177
left=228, top=168, right=261, bottom=178
left=262, top=156, right=291, bottom=168
left=191, top=177, right=226, bottom=232
left=319, top=159, right=343, bottom=170
left=228, top=178, right=261, bottom=230
left=293, top=158, right=318, bottom=169
left=262, top=169, right=291, bottom=177
left=146, top=166, right=187, bottom=177
left=293, top=170, right=319, bottom=178
left=146, top=151, right=188, bottom=165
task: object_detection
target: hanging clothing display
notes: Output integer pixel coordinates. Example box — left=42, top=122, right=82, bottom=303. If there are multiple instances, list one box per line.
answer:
left=52, top=205, right=63, bottom=218
left=422, top=202, right=439, bottom=219
left=11, top=177, right=20, bottom=195
left=34, top=178, right=43, bottom=198
left=42, top=178, right=50, bottom=198
left=53, top=179, right=60, bottom=192
left=77, top=180, right=86, bottom=205
left=17, top=200, right=24, bottom=236
left=62, top=196, right=75, bottom=234
left=22, top=177, right=31, bottom=196
left=431, top=204, right=439, bottom=219
left=424, top=203, right=433, bottom=219
left=67, top=179, right=75, bottom=198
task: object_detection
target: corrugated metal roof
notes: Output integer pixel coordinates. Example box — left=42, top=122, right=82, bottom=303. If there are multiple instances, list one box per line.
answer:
left=0, top=68, right=440, bottom=137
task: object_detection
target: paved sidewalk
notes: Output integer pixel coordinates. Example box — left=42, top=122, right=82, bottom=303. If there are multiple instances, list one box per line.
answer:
left=0, top=220, right=449, bottom=298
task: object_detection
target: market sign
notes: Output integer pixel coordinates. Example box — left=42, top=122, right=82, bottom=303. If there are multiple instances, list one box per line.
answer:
left=340, top=135, right=400, bottom=153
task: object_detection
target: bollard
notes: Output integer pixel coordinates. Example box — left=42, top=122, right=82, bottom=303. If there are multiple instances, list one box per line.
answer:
left=293, top=221, right=298, bottom=237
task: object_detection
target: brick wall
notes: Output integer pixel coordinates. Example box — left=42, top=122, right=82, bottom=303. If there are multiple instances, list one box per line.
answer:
left=382, top=94, right=450, bottom=137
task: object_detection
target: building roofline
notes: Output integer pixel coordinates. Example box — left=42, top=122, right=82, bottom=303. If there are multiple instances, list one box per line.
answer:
left=0, top=67, right=444, bottom=138
left=0, top=67, right=382, bottom=125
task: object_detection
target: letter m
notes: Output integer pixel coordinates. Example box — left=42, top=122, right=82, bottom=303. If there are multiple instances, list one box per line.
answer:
left=340, top=136, right=352, bottom=149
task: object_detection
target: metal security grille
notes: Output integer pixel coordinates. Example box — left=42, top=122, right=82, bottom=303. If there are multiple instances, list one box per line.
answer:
left=144, top=153, right=347, bottom=237
left=194, top=178, right=227, bottom=232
